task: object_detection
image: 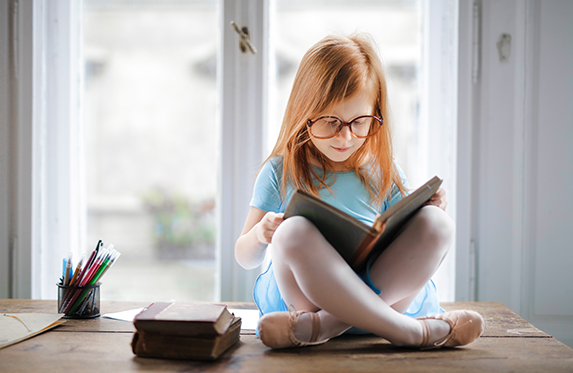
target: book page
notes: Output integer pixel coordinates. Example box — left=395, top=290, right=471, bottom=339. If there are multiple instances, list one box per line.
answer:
left=0, top=313, right=65, bottom=349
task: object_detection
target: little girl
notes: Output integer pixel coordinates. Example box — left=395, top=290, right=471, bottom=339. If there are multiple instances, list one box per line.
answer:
left=235, top=34, right=484, bottom=349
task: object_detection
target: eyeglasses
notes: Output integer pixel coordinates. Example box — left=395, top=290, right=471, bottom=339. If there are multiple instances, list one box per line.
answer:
left=306, top=115, right=383, bottom=139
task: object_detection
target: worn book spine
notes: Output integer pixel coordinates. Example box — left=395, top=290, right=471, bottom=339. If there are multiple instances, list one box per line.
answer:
left=131, top=317, right=241, bottom=361
left=350, top=233, right=378, bottom=272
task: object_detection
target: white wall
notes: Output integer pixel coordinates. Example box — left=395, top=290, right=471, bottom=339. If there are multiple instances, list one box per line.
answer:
left=521, top=0, right=573, bottom=347
left=461, top=0, right=573, bottom=347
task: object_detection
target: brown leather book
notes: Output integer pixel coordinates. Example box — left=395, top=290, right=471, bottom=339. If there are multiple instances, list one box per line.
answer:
left=133, top=302, right=235, bottom=337
left=284, top=176, right=443, bottom=272
left=131, top=316, right=241, bottom=361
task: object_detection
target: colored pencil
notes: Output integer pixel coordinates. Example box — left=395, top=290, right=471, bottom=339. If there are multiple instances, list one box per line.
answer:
left=59, top=241, right=120, bottom=316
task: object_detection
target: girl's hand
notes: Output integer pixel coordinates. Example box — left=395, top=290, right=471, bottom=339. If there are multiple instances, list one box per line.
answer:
left=256, top=212, right=285, bottom=244
left=427, top=187, right=448, bottom=211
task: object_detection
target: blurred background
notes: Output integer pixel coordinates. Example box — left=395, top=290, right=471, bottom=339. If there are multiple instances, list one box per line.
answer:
left=82, top=0, right=424, bottom=302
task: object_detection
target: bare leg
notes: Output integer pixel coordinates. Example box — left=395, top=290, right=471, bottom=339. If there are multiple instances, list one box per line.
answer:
left=270, top=206, right=454, bottom=346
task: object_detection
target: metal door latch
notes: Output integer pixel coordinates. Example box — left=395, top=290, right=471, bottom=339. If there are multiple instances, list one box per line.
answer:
left=497, top=33, right=511, bottom=62
left=230, top=21, right=257, bottom=54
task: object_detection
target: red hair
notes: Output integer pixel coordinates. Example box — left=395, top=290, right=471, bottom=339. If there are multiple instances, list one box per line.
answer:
left=265, top=34, right=405, bottom=206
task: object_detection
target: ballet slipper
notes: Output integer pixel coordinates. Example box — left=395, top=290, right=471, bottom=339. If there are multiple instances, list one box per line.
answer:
left=418, top=309, right=485, bottom=349
left=257, top=306, right=329, bottom=349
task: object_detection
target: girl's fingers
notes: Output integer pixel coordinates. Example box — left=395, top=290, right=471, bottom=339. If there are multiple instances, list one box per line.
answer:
left=268, top=212, right=285, bottom=227
left=428, top=187, right=447, bottom=211
left=432, top=187, right=445, bottom=199
left=259, top=226, right=274, bottom=244
left=258, top=212, right=285, bottom=244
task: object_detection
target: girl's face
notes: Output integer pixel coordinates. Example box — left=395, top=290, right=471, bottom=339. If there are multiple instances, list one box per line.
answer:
left=309, top=89, right=373, bottom=171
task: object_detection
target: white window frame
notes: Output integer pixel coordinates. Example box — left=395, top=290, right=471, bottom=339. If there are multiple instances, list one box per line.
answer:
left=218, top=0, right=270, bottom=301
left=420, top=0, right=459, bottom=302
left=2, top=0, right=463, bottom=303
left=1, top=0, right=270, bottom=301
left=2, top=0, right=44, bottom=299
left=454, top=0, right=477, bottom=302
left=0, top=0, right=9, bottom=298
left=1, top=0, right=84, bottom=299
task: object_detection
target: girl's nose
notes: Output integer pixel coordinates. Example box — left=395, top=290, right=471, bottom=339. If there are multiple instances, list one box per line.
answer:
left=336, top=125, right=353, bottom=141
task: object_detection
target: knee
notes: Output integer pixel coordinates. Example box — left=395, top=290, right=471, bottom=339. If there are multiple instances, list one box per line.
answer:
left=272, top=216, right=317, bottom=259
left=412, top=206, right=455, bottom=256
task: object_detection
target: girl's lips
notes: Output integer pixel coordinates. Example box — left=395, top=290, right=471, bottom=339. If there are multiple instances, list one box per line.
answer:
left=333, top=146, right=351, bottom=152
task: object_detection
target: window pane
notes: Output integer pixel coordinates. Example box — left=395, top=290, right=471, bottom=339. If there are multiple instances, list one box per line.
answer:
left=270, top=0, right=423, bottom=185
left=82, top=0, right=219, bottom=301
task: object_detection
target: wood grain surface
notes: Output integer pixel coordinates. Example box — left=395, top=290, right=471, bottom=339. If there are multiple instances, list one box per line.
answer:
left=1, top=300, right=572, bottom=373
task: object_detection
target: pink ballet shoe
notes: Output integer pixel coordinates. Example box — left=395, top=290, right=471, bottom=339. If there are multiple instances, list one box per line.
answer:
left=257, top=307, right=328, bottom=349
left=418, top=310, right=485, bottom=349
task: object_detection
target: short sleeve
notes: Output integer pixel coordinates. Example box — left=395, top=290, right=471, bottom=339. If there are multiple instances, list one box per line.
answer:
left=250, top=158, right=285, bottom=213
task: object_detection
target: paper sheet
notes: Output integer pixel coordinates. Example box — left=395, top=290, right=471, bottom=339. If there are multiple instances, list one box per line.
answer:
left=0, top=313, right=66, bottom=350
left=103, top=307, right=260, bottom=331
left=102, top=307, right=144, bottom=322
left=228, top=308, right=259, bottom=331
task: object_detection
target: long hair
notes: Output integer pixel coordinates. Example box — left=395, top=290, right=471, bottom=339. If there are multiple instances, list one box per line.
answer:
left=265, top=33, right=405, bottom=206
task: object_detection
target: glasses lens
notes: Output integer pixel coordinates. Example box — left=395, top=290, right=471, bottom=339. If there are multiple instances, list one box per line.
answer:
left=350, top=116, right=376, bottom=137
left=311, top=117, right=341, bottom=138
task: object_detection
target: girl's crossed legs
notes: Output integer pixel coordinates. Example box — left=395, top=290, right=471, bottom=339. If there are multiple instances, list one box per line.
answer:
left=267, top=205, right=454, bottom=347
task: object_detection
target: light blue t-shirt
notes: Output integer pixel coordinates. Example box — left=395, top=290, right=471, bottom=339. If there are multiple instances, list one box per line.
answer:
left=250, top=157, right=406, bottom=224
left=250, top=156, right=443, bottom=323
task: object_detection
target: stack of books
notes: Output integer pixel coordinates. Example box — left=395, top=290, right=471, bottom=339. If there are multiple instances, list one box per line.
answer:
left=131, top=302, right=241, bottom=361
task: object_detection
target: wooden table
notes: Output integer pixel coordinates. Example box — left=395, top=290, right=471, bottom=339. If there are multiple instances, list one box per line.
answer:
left=1, top=300, right=573, bottom=372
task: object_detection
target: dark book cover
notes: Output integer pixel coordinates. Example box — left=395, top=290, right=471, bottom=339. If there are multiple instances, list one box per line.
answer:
left=134, top=302, right=235, bottom=337
left=284, top=176, right=443, bottom=272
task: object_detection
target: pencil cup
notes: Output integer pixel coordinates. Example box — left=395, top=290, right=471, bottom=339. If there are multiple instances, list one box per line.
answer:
left=57, top=282, right=101, bottom=318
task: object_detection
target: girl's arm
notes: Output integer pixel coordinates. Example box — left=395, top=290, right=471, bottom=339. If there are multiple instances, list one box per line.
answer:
left=235, top=207, right=284, bottom=269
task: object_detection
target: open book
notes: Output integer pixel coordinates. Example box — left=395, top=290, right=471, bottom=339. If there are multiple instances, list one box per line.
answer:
left=284, top=176, right=443, bottom=272
left=0, top=313, right=65, bottom=350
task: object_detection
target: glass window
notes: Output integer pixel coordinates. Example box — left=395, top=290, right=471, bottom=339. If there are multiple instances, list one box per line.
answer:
left=82, top=0, right=219, bottom=301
